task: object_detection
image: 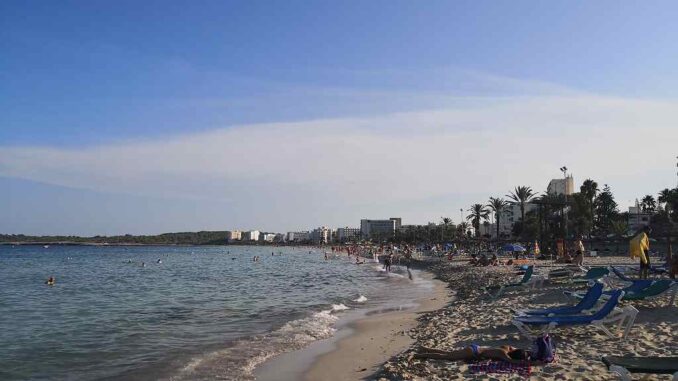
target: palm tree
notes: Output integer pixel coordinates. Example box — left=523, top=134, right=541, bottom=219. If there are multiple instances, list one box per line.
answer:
left=658, top=188, right=672, bottom=211
left=506, top=186, right=535, bottom=228
left=487, top=197, right=508, bottom=240
left=580, top=179, right=599, bottom=234
left=466, top=204, right=490, bottom=238
left=641, top=195, right=657, bottom=213
left=440, top=217, right=453, bottom=241
left=456, top=221, right=471, bottom=239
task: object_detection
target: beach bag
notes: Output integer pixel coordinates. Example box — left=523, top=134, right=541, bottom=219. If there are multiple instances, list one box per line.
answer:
left=531, top=334, right=556, bottom=363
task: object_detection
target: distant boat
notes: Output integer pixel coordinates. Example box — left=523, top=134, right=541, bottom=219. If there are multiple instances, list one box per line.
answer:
left=43, top=245, right=49, bottom=249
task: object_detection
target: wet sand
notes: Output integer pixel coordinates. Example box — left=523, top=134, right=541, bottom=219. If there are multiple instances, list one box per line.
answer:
left=303, top=273, right=450, bottom=380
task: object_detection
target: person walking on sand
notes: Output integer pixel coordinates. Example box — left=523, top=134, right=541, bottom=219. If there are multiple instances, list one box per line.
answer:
left=630, top=226, right=652, bottom=279
left=573, top=250, right=584, bottom=267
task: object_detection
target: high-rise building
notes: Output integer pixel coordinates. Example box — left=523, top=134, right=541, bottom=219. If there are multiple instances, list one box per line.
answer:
left=547, top=175, right=575, bottom=196
left=310, top=226, right=333, bottom=244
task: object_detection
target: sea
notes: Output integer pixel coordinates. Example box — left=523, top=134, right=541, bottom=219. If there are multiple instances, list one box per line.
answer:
left=0, top=245, right=433, bottom=380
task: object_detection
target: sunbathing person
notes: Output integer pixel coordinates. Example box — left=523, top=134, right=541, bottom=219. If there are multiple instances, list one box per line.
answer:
left=469, top=254, right=478, bottom=265
left=411, top=344, right=530, bottom=362
left=477, top=254, right=490, bottom=266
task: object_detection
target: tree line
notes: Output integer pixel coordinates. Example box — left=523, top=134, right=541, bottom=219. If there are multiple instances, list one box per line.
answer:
left=0, top=231, right=235, bottom=245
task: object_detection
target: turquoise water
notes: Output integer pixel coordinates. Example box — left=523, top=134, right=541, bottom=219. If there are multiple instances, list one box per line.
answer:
left=0, top=245, right=428, bottom=380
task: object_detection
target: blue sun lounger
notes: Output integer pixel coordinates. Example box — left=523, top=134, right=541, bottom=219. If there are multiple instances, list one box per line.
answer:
left=609, top=266, right=633, bottom=282
left=512, top=290, right=638, bottom=340
left=486, top=266, right=542, bottom=298
left=516, top=282, right=604, bottom=316
left=572, top=267, right=609, bottom=283
left=565, top=279, right=652, bottom=298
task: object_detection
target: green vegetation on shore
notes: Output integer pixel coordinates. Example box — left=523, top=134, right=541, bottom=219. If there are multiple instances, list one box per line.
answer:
left=0, top=231, right=235, bottom=245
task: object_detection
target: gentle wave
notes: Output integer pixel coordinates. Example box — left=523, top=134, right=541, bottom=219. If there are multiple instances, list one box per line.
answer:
left=170, top=305, right=349, bottom=381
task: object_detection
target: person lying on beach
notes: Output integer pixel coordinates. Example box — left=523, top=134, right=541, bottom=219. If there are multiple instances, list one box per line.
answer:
left=469, top=254, right=478, bottom=265
left=410, top=345, right=530, bottom=363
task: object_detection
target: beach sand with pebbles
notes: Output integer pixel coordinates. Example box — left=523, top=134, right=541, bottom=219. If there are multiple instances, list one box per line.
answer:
left=372, top=256, right=677, bottom=380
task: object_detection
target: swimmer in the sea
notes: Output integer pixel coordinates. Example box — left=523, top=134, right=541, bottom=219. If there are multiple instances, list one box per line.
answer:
left=46, top=276, right=55, bottom=286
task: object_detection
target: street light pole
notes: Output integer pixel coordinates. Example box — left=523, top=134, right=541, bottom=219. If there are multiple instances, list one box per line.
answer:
left=560, top=166, right=569, bottom=241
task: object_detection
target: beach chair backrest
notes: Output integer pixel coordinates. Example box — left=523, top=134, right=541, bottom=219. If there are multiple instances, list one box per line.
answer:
left=591, top=290, right=623, bottom=319
left=585, top=267, right=609, bottom=280
left=634, top=280, right=673, bottom=297
left=622, top=280, right=654, bottom=293
left=610, top=266, right=631, bottom=281
left=576, top=282, right=604, bottom=310
left=520, top=266, right=534, bottom=284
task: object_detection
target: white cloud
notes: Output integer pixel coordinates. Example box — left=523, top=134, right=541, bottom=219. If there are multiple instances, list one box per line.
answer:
left=2, top=91, right=677, bottom=231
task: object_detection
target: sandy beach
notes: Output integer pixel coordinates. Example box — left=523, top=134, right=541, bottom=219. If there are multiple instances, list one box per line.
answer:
left=373, top=256, right=677, bottom=380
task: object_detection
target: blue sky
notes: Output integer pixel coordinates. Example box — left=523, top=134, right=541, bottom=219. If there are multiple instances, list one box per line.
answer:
left=2, top=1, right=678, bottom=235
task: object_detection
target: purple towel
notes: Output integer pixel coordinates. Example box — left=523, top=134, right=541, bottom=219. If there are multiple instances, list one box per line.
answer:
left=469, top=360, right=531, bottom=378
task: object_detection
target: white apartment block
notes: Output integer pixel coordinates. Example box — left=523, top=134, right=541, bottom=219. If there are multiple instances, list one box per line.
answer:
left=494, top=203, right=537, bottom=238
left=226, top=230, right=241, bottom=242
left=336, top=227, right=360, bottom=242
left=360, top=218, right=399, bottom=239
left=628, top=206, right=652, bottom=233
left=241, top=230, right=260, bottom=241
left=260, top=233, right=276, bottom=242
left=286, top=231, right=310, bottom=242
left=310, top=226, right=333, bottom=244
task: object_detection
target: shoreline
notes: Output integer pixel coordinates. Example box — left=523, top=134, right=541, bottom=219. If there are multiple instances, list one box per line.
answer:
left=255, top=264, right=451, bottom=381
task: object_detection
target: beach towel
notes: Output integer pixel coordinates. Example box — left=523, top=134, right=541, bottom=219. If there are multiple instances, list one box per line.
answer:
left=469, top=360, right=531, bottom=378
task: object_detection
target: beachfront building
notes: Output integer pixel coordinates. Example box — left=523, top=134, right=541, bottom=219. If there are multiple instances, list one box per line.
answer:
left=494, top=203, right=537, bottom=238
left=478, top=222, right=493, bottom=237
left=547, top=175, right=575, bottom=196
left=336, top=227, right=360, bottom=242
left=241, top=230, right=260, bottom=241
left=286, top=231, right=310, bottom=243
left=225, top=230, right=241, bottom=242
left=627, top=206, right=653, bottom=233
left=274, top=233, right=286, bottom=243
left=310, top=226, right=333, bottom=244
left=360, top=218, right=400, bottom=239
left=260, top=233, right=276, bottom=242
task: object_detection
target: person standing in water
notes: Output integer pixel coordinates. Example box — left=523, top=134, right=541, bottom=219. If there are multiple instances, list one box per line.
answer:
left=384, top=253, right=392, bottom=272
